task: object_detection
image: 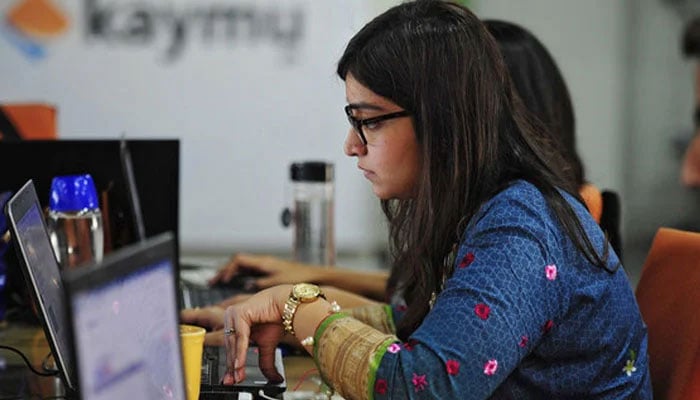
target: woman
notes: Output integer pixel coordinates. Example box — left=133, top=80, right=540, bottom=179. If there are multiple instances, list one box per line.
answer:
left=184, top=1, right=650, bottom=398
left=208, top=20, right=623, bottom=303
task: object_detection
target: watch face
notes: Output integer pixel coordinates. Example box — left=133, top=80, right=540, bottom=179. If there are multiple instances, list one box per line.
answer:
left=293, top=283, right=320, bottom=300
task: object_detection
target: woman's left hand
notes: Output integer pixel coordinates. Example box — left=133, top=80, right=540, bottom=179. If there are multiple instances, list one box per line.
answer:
left=221, top=284, right=292, bottom=385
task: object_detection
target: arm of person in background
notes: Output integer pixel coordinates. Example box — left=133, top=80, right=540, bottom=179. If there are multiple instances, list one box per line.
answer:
left=682, top=132, right=700, bottom=187
left=209, top=253, right=389, bottom=301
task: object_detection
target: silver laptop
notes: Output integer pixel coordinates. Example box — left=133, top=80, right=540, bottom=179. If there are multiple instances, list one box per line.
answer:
left=5, top=179, right=78, bottom=394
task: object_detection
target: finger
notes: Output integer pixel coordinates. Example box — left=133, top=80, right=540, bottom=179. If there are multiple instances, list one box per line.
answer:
left=234, top=323, right=250, bottom=384
left=180, top=307, right=221, bottom=329
left=221, top=261, right=239, bottom=283
left=257, top=343, right=283, bottom=384
left=208, top=266, right=232, bottom=285
left=210, top=261, right=237, bottom=285
left=222, top=307, right=236, bottom=385
left=217, top=294, right=253, bottom=308
left=207, top=270, right=223, bottom=285
left=204, top=330, right=224, bottom=347
left=233, top=254, right=271, bottom=273
left=223, top=306, right=251, bottom=384
left=253, top=276, right=279, bottom=289
left=222, top=253, right=263, bottom=282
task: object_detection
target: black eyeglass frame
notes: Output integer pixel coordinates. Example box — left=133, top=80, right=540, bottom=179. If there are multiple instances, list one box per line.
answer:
left=344, top=105, right=411, bottom=145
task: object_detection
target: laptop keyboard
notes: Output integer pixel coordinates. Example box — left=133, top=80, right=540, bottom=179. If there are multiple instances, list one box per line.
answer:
left=199, top=346, right=286, bottom=399
left=201, top=345, right=221, bottom=385
left=180, top=280, right=254, bottom=309
left=186, top=285, right=236, bottom=308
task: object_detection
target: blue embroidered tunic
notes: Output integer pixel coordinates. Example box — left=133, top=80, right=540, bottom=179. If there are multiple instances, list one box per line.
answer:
left=372, top=180, right=651, bottom=399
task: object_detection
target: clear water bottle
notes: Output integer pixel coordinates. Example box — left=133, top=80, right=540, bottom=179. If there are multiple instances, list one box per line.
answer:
left=282, top=161, right=335, bottom=266
left=47, top=174, right=104, bottom=270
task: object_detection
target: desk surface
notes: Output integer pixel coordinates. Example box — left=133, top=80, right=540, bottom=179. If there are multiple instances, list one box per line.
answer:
left=0, top=322, right=330, bottom=399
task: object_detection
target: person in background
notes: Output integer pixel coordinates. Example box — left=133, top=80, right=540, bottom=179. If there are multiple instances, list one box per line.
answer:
left=682, top=16, right=700, bottom=187
left=183, top=1, right=651, bottom=397
left=207, top=19, right=618, bottom=307
left=485, top=19, right=601, bottom=221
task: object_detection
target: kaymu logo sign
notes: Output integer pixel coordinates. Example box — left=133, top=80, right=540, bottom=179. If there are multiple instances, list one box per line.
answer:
left=2, top=0, right=306, bottom=64
left=85, top=0, right=305, bottom=63
left=1, top=0, right=69, bottom=60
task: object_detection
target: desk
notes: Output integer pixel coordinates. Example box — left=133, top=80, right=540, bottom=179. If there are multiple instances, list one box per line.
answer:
left=0, top=322, right=64, bottom=399
left=0, top=322, right=335, bottom=399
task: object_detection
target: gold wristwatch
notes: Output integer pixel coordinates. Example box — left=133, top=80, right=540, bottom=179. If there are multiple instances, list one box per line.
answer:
left=282, top=283, right=326, bottom=336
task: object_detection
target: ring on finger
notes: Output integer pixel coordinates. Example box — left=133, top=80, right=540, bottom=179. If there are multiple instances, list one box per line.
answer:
left=224, top=327, right=236, bottom=336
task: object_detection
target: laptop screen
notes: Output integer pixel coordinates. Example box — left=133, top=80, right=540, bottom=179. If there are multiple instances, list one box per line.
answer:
left=7, top=182, right=76, bottom=389
left=64, top=234, right=185, bottom=400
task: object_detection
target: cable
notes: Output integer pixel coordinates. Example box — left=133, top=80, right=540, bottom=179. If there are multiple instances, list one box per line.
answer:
left=0, top=345, right=59, bottom=376
left=292, top=368, right=319, bottom=391
left=41, top=352, right=59, bottom=375
left=257, top=390, right=279, bottom=400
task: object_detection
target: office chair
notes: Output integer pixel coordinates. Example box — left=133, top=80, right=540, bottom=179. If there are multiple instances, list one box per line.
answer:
left=0, top=103, right=57, bottom=140
left=635, top=227, right=700, bottom=400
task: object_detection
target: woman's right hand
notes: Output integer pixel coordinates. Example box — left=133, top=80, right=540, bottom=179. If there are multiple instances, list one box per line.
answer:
left=208, top=253, right=325, bottom=288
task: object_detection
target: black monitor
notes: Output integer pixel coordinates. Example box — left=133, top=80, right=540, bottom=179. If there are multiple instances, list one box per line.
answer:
left=0, top=140, right=180, bottom=318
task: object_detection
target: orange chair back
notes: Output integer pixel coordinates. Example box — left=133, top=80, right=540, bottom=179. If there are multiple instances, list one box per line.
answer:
left=635, top=227, right=700, bottom=400
left=0, top=103, right=57, bottom=140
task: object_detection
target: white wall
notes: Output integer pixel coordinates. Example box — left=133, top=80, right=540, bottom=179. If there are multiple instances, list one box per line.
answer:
left=0, top=0, right=389, bottom=255
left=3, top=0, right=696, bottom=268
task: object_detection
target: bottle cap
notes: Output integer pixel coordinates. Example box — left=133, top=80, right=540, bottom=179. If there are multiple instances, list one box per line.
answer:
left=49, top=174, right=100, bottom=212
left=290, top=161, right=334, bottom=183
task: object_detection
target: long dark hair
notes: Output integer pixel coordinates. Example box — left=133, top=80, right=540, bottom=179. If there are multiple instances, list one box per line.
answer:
left=337, top=0, right=609, bottom=340
left=485, top=20, right=584, bottom=186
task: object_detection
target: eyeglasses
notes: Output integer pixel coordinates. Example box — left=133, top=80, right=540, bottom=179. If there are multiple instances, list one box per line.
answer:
left=344, top=105, right=411, bottom=145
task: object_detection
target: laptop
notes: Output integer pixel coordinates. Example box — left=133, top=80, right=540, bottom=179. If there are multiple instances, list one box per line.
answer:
left=7, top=180, right=285, bottom=399
left=62, top=232, right=285, bottom=400
left=61, top=232, right=187, bottom=400
left=5, top=179, right=78, bottom=395
left=118, top=138, right=255, bottom=309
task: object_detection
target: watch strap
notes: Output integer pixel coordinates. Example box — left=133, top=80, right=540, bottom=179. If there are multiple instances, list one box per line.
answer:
left=281, top=284, right=326, bottom=336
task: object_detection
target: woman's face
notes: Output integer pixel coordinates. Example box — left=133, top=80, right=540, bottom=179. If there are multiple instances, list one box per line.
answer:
left=343, top=74, right=420, bottom=200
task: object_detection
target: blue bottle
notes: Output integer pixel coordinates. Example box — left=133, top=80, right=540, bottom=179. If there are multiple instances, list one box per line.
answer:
left=46, top=174, right=104, bottom=270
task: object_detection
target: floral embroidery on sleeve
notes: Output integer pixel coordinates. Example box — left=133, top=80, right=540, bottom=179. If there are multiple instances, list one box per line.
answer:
left=474, top=303, right=491, bottom=320
left=403, top=339, right=418, bottom=351
left=483, top=359, right=498, bottom=376
left=622, top=350, right=637, bottom=376
left=387, top=343, right=401, bottom=354
left=518, top=335, right=529, bottom=348
left=446, top=359, right=460, bottom=376
left=375, top=379, right=388, bottom=395
left=545, top=264, right=558, bottom=280
left=542, top=319, right=555, bottom=334
left=412, top=373, right=428, bottom=392
left=459, top=252, right=475, bottom=268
